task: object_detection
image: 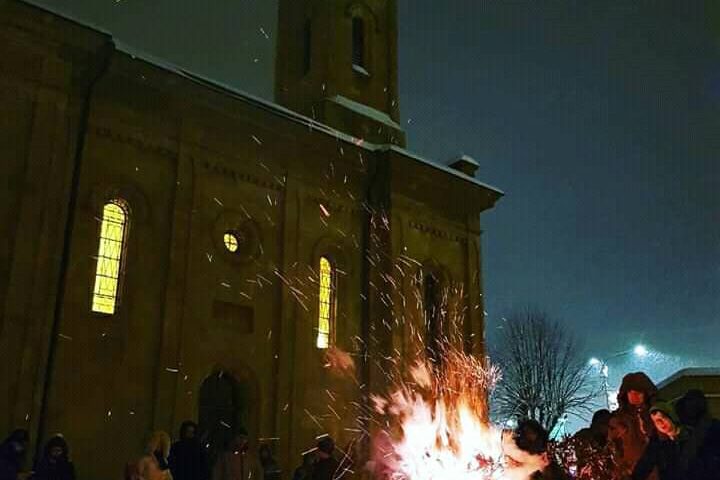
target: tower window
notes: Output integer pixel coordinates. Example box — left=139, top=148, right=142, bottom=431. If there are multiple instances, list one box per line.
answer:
left=352, top=16, right=365, bottom=69
left=303, top=19, right=312, bottom=75
left=92, top=199, right=130, bottom=314
left=317, top=256, right=336, bottom=349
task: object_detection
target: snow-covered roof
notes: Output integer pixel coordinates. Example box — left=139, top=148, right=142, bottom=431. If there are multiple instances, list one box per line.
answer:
left=382, top=146, right=504, bottom=195
left=448, top=154, right=480, bottom=168
left=19, top=0, right=112, bottom=36
left=658, top=367, right=720, bottom=389
left=327, top=95, right=402, bottom=130
left=18, top=0, right=503, bottom=196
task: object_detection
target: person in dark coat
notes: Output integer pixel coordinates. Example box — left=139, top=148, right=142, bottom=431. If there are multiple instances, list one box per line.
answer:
left=212, top=432, right=259, bottom=480
left=632, top=401, right=699, bottom=480
left=169, top=421, right=207, bottom=480
left=311, top=437, right=339, bottom=480
left=502, top=419, right=571, bottom=480
left=33, top=435, right=75, bottom=480
left=0, top=430, right=29, bottom=480
left=292, top=452, right=315, bottom=480
left=572, top=409, right=614, bottom=479
left=257, top=445, right=281, bottom=480
left=676, top=390, right=720, bottom=479
left=615, top=372, right=659, bottom=479
left=608, top=412, right=643, bottom=480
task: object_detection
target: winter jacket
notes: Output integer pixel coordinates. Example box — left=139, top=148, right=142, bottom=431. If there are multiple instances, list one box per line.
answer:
left=688, top=417, right=720, bottom=480
left=310, top=457, right=339, bottom=480
left=138, top=454, right=173, bottom=480
left=33, top=459, right=75, bottom=480
left=631, top=427, right=699, bottom=480
left=615, top=373, right=659, bottom=479
left=0, top=434, right=28, bottom=480
left=33, top=436, right=75, bottom=480
left=529, top=461, right=571, bottom=480
left=212, top=451, right=260, bottom=480
left=169, top=440, right=207, bottom=480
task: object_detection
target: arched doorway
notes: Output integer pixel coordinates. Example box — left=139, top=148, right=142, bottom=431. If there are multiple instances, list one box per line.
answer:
left=198, top=371, right=250, bottom=471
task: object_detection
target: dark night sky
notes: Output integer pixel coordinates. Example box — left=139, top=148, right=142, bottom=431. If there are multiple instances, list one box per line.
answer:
left=32, top=0, right=719, bottom=393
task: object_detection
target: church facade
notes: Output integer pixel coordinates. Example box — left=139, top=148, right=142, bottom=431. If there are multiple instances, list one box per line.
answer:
left=0, top=0, right=502, bottom=478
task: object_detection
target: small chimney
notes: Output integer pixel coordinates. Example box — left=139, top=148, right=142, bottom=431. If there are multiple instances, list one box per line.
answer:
left=448, top=154, right=479, bottom=177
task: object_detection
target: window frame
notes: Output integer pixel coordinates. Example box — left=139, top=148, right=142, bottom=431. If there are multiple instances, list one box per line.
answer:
left=91, top=198, right=131, bottom=315
left=316, top=255, right=338, bottom=349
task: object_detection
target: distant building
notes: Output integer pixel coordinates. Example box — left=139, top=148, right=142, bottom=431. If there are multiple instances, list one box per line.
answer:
left=0, top=0, right=501, bottom=478
left=658, top=368, right=720, bottom=418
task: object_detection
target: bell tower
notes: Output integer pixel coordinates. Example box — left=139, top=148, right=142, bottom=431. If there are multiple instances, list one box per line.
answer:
left=275, top=0, right=406, bottom=146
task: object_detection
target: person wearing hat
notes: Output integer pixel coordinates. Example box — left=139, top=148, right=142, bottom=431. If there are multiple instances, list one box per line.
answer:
left=310, top=436, right=339, bottom=480
left=632, top=401, right=700, bottom=480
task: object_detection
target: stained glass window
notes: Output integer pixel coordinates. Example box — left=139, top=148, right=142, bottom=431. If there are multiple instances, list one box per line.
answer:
left=317, top=256, right=336, bottom=349
left=91, top=200, right=129, bottom=314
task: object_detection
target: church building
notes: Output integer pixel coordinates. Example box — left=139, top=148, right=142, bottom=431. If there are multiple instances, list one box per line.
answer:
left=0, top=0, right=502, bottom=478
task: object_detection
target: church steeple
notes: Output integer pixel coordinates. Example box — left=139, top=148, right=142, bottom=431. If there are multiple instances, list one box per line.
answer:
left=275, top=0, right=406, bottom=146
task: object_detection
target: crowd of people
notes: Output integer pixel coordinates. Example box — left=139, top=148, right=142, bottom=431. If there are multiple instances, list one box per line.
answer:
left=0, top=421, right=343, bottom=480
left=551, top=371, right=719, bottom=480
left=500, top=372, right=720, bottom=479
left=2, top=372, right=718, bottom=480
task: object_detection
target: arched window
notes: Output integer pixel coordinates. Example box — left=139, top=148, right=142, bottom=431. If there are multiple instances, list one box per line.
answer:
left=352, top=16, right=366, bottom=69
left=91, top=199, right=129, bottom=314
left=316, top=256, right=336, bottom=349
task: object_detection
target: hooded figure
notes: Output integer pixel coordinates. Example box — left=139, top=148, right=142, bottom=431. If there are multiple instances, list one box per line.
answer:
left=33, top=435, right=75, bottom=480
left=676, top=390, right=720, bottom=479
left=632, top=401, right=699, bottom=480
left=139, top=431, right=173, bottom=480
left=169, top=422, right=207, bottom=480
left=310, top=437, right=339, bottom=480
left=0, top=430, right=29, bottom=480
left=615, top=372, right=658, bottom=478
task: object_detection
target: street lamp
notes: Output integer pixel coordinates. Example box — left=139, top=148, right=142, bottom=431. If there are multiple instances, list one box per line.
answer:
left=589, top=344, right=651, bottom=409
left=633, top=344, right=649, bottom=357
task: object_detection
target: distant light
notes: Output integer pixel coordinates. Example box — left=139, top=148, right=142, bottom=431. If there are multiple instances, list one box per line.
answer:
left=634, top=344, right=649, bottom=357
left=589, top=357, right=601, bottom=366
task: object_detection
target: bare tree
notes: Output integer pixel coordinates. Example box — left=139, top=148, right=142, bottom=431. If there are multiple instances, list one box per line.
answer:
left=490, top=309, right=601, bottom=433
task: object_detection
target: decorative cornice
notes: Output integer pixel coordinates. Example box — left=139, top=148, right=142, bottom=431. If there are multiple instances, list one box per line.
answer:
left=92, top=125, right=176, bottom=159
left=408, top=220, right=467, bottom=244
left=200, top=159, right=284, bottom=192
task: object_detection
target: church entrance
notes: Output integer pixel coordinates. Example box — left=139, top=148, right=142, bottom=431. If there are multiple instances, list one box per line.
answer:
left=198, top=371, right=250, bottom=471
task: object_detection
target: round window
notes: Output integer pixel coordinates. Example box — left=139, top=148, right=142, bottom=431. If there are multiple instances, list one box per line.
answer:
left=223, top=232, right=239, bottom=253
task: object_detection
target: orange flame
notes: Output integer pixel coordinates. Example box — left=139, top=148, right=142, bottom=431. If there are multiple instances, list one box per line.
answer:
left=370, top=349, right=515, bottom=479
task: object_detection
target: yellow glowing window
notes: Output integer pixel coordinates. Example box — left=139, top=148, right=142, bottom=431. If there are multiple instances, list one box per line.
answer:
left=91, top=200, right=129, bottom=314
left=316, top=256, right=336, bottom=349
left=223, top=232, right=239, bottom=253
